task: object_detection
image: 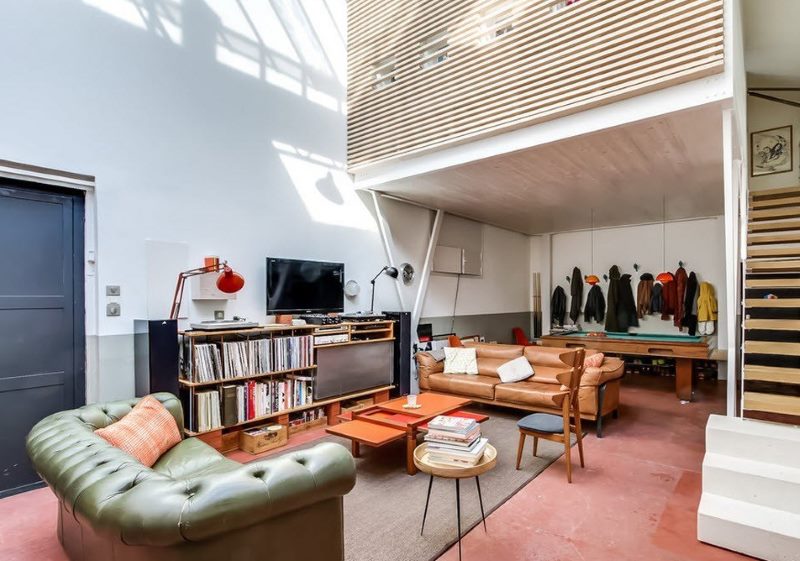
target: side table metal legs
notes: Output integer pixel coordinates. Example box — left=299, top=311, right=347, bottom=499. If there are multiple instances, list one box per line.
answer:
left=419, top=475, right=488, bottom=561
left=420, top=475, right=434, bottom=536
left=475, top=476, right=486, bottom=532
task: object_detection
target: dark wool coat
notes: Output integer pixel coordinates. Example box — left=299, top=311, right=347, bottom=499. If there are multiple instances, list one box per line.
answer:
left=673, top=267, right=688, bottom=328
left=584, top=284, right=605, bottom=323
left=637, top=273, right=654, bottom=318
left=552, top=285, right=567, bottom=327
left=569, top=266, right=583, bottom=323
left=683, top=271, right=699, bottom=335
left=616, top=273, right=639, bottom=331
left=604, top=265, right=622, bottom=332
left=651, top=282, right=663, bottom=313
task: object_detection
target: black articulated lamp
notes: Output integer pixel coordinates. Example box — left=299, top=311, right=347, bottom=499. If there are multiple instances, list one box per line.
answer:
left=370, top=265, right=398, bottom=313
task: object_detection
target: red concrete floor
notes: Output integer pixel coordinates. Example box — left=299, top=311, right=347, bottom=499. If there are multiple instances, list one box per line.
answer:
left=0, top=375, right=753, bottom=561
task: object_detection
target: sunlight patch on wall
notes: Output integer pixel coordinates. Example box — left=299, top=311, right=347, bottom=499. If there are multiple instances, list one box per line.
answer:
left=273, top=141, right=376, bottom=232
left=83, top=0, right=182, bottom=44
left=83, top=0, right=147, bottom=31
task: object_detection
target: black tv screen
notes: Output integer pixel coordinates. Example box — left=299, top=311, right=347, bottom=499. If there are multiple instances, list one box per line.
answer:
left=266, top=258, right=344, bottom=314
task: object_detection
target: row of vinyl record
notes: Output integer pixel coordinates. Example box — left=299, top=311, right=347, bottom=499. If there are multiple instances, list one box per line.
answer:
left=190, top=376, right=315, bottom=432
left=184, top=335, right=314, bottom=383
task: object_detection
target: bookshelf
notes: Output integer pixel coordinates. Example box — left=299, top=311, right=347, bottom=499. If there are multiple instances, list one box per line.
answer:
left=179, top=320, right=395, bottom=452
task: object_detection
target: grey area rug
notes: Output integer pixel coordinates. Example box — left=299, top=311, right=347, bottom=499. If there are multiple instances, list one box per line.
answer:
left=252, top=406, right=568, bottom=561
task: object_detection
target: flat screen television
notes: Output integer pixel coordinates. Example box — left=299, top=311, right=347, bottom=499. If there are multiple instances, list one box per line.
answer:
left=266, top=258, right=344, bottom=314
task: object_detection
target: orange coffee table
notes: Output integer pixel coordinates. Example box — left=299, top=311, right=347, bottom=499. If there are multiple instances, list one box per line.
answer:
left=326, top=393, right=473, bottom=475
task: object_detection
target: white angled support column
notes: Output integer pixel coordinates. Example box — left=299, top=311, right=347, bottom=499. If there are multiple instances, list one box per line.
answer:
left=412, top=209, right=444, bottom=342
left=370, top=190, right=406, bottom=311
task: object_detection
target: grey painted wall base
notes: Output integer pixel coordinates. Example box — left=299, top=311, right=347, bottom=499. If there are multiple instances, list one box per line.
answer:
left=419, top=311, right=534, bottom=345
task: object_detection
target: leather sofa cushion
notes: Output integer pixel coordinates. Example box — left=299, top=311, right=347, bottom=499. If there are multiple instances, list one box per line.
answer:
left=524, top=346, right=576, bottom=368
left=476, top=357, right=509, bottom=378
left=428, top=373, right=497, bottom=399
left=531, top=365, right=572, bottom=386
left=494, top=381, right=566, bottom=408
left=152, top=438, right=239, bottom=480
left=465, top=342, right=524, bottom=360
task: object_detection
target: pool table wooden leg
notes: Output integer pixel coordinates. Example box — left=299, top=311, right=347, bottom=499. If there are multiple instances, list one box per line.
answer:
left=676, top=358, right=693, bottom=401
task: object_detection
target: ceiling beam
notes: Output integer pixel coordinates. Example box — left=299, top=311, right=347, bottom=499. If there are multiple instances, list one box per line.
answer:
left=747, top=91, right=800, bottom=109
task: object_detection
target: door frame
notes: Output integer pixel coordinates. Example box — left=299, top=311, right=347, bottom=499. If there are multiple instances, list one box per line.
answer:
left=0, top=177, right=88, bottom=498
left=0, top=160, right=97, bottom=401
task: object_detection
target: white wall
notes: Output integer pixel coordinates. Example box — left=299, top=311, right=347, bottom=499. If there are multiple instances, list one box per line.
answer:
left=0, top=0, right=426, bottom=401
left=542, top=217, right=728, bottom=352
left=422, top=223, right=531, bottom=318
left=748, top=96, right=800, bottom=191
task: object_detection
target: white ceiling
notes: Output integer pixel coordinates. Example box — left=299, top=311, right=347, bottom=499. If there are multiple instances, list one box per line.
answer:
left=743, top=0, right=800, bottom=90
left=376, top=105, right=725, bottom=234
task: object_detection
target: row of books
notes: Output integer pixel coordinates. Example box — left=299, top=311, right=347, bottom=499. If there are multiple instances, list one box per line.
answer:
left=198, top=377, right=315, bottom=428
left=196, top=390, right=222, bottom=433
left=184, top=335, right=314, bottom=383
left=424, top=415, right=488, bottom=467
left=288, top=407, right=326, bottom=429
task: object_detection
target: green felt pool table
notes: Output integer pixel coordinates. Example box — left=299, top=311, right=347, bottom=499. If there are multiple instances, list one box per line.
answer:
left=541, top=331, right=712, bottom=401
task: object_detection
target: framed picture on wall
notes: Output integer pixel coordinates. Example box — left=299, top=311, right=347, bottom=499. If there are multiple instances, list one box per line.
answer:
left=751, top=125, right=793, bottom=176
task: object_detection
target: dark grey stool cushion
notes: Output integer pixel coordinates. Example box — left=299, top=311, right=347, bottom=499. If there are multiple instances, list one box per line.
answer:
left=517, top=413, right=564, bottom=434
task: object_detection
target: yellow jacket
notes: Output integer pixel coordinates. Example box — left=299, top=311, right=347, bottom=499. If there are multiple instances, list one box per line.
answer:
left=697, top=282, right=717, bottom=322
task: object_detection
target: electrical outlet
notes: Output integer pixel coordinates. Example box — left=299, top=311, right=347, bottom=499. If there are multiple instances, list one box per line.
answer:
left=106, top=285, right=121, bottom=296
left=106, top=302, right=121, bottom=317
left=214, top=310, right=225, bottom=320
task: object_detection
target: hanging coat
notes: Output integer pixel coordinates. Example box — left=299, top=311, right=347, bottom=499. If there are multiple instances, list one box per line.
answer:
left=616, top=273, right=639, bottom=331
left=604, top=265, right=622, bottom=332
left=650, top=282, right=663, bottom=313
left=637, top=273, right=654, bottom=318
left=697, top=282, right=718, bottom=322
left=683, top=272, right=699, bottom=335
left=551, top=285, right=567, bottom=327
left=661, top=279, right=677, bottom=320
left=569, top=266, right=583, bottom=324
left=584, top=284, right=605, bottom=323
left=673, top=266, right=688, bottom=328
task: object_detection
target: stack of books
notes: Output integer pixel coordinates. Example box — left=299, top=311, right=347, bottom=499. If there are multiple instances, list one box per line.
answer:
left=424, top=415, right=488, bottom=467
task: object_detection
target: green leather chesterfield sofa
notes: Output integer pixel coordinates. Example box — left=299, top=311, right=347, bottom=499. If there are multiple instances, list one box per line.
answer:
left=26, top=393, right=356, bottom=561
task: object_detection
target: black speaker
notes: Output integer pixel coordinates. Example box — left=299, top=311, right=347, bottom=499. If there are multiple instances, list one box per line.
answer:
left=134, top=319, right=180, bottom=397
left=383, top=311, right=411, bottom=396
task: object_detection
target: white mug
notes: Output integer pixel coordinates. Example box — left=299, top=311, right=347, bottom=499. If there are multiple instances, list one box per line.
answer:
left=406, top=394, right=418, bottom=407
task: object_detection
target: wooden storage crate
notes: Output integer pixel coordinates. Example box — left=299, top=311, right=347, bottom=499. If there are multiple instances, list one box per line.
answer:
left=288, top=416, right=328, bottom=435
left=239, top=424, right=288, bottom=455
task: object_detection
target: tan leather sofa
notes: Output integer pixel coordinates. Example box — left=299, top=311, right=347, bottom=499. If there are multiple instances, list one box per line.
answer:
left=415, top=343, right=625, bottom=437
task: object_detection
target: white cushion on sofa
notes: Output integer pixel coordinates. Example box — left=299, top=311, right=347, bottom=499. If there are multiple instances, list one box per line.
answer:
left=444, top=347, right=478, bottom=375
left=496, top=356, right=534, bottom=383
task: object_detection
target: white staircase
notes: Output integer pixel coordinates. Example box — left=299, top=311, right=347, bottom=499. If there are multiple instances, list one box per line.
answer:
left=698, top=414, right=800, bottom=561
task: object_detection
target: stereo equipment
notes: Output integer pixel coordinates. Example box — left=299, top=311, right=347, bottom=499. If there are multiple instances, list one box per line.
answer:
left=300, top=314, right=342, bottom=325
left=189, top=319, right=260, bottom=331
left=134, top=319, right=180, bottom=397
left=314, top=333, right=350, bottom=346
left=340, top=312, right=386, bottom=322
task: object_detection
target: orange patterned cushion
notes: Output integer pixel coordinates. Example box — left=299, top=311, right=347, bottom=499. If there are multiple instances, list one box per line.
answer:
left=584, top=352, right=605, bottom=368
left=95, top=395, right=181, bottom=467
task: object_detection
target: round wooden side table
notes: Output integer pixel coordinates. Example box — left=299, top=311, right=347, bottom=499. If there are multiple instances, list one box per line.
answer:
left=413, top=443, right=498, bottom=561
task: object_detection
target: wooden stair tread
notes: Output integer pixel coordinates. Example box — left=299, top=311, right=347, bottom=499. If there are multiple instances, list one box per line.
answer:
left=750, top=185, right=800, bottom=200
left=750, top=195, right=800, bottom=210
left=748, top=233, right=800, bottom=245
left=744, top=298, right=800, bottom=308
left=745, top=319, right=800, bottom=330
left=744, top=341, right=800, bottom=356
left=748, top=219, right=800, bottom=233
left=749, top=207, right=800, bottom=221
left=749, top=247, right=800, bottom=258
left=747, top=259, right=800, bottom=271
left=746, top=278, right=800, bottom=288
left=743, top=392, right=800, bottom=416
left=744, top=365, right=800, bottom=384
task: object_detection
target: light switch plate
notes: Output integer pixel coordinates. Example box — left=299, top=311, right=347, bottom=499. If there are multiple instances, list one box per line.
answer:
left=106, top=302, right=121, bottom=317
left=106, top=285, right=121, bottom=296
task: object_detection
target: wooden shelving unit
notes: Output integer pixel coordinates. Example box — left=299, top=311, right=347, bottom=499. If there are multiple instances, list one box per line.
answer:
left=179, top=320, right=395, bottom=452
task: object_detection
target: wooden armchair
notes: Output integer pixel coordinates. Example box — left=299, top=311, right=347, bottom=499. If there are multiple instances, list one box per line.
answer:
left=515, top=348, right=586, bottom=483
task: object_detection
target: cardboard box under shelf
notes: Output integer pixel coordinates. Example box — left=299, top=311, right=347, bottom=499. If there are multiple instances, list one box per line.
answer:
left=288, top=416, right=327, bottom=435
left=341, top=397, right=374, bottom=413
left=239, top=424, right=288, bottom=455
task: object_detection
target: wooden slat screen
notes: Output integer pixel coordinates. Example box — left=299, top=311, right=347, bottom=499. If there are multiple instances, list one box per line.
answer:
left=346, top=0, right=725, bottom=171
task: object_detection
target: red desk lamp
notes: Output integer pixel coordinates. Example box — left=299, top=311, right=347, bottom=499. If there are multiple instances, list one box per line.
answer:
left=169, top=260, right=245, bottom=320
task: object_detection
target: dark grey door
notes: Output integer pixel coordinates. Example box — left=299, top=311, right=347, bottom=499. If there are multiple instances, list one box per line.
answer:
left=0, top=180, right=84, bottom=498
